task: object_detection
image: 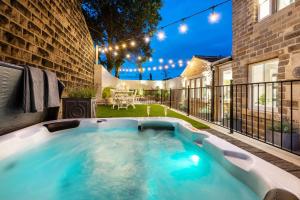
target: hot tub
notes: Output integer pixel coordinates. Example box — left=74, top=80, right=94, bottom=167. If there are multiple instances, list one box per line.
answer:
left=0, top=118, right=299, bottom=200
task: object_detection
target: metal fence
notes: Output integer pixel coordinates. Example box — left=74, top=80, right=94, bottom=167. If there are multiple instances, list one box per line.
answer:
left=143, top=80, right=300, bottom=155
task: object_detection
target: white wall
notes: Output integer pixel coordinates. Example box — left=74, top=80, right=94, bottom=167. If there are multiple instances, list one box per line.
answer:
left=99, top=65, right=183, bottom=94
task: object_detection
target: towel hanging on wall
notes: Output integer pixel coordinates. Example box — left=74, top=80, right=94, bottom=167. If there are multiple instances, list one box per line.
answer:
left=44, top=71, right=60, bottom=108
left=28, top=67, right=44, bottom=112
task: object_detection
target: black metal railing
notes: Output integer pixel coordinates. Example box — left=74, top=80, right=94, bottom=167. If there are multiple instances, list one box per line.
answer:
left=142, top=80, right=300, bottom=155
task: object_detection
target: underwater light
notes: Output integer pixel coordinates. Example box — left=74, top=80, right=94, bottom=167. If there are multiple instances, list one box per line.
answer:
left=190, top=155, right=200, bottom=165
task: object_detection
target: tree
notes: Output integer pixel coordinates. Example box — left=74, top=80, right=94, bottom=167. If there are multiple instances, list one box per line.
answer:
left=82, top=0, right=162, bottom=77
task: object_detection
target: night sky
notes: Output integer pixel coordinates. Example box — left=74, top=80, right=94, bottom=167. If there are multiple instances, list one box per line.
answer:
left=117, top=0, right=232, bottom=80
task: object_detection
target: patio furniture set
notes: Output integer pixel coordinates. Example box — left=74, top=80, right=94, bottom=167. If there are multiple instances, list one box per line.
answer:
left=111, top=89, right=140, bottom=110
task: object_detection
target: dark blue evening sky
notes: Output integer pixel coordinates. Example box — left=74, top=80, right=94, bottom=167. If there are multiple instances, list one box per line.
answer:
left=117, top=0, right=232, bottom=80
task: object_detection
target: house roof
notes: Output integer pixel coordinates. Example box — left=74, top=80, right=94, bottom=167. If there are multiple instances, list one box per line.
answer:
left=194, top=55, right=225, bottom=63
left=211, top=56, right=232, bottom=66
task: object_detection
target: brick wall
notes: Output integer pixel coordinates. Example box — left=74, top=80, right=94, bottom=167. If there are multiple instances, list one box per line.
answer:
left=0, top=0, right=95, bottom=88
left=232, top=0, right=300, bottom=144
left=232, top=0, right=300, bottom=83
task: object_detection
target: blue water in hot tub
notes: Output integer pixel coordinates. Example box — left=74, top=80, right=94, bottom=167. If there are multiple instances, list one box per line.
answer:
left=0, top=125, right=259, bottom=200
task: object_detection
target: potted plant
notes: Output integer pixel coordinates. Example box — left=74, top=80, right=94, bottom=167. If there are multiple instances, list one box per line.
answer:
left=102, top=87, right=114, bottom=105
left=62, top=87, right=97, bottom=119
left=266, top=120, right=300, bottom=150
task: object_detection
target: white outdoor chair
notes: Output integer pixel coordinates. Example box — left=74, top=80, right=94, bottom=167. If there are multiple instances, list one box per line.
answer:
left=128, top=90, right=137, bottom=109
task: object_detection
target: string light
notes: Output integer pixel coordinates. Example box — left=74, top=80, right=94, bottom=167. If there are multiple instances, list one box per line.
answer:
left=157, top=30, right=166, bottom=41
left=168, top=59, right=173, bottom=64
left=149, top=57, right=153, bottom=62
left=138, top=56, right=142, bottom=61
left=95, top=0, right=230, bottom=53
left=164, top=65, right=169, bottom=69
left=115, top=45, right=119, bottom=50
left=113, top=51, right=118, bottom=56
left=130, top=41, right=136, bottom=47
left=144, top=36, right=150, bottom=43
left=209, top=7, right=221, bottom=24
left=171, top=64, right=175, bottom=68
left=159, top=66, right=163, bottom=70
left=147, top=67, right=151, bottom=71
left=159, top=58, right=164, bottom=63
left=126, top=54, right=131, bottom=59
left=179, top=23, right=188, bottom=34
left=153, top=67, right=157, bottom=71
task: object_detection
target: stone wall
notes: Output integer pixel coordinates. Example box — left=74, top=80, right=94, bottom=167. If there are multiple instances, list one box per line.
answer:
left=0, top=0, right=95, bottom=88
left=232, top=0, right=300, bottom=83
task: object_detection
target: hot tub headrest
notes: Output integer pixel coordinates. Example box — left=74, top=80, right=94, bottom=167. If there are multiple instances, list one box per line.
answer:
left=138, top=121, right=175, bottom=131
left=44, top=120, right=80, bottom=132
left=264, top=189, right=299, bottom=200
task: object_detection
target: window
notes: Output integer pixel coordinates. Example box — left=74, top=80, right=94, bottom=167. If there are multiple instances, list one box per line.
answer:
left=249, top=59, right=279, bottom=109
left=277, top=0, right=294, bottom=10
left=259, top=0, right=271, bottom=20
left=258, top=0, right=295, bottom=20
left=221, top=69, right=232, bottom=85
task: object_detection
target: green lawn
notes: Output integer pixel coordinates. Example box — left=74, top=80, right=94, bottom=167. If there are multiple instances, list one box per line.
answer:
left=96, top=104, right=209, bottom=129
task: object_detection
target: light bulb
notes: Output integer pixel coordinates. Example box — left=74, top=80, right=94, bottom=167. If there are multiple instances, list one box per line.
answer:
left=179, top=23, right=188, bottom=34
left=149, top=57, right=153, bottom=62
left=144, top=36, right=150, bottom=43
left=113, top=51, right=118, bottom=56
left=148, top=67, right=151, bottom=71
left=126, top=54, right=131, bottom=59
left=130, top=41, right=136, bottom=47
left=159, top=58, right=164, bottom=63
left=164, top=65, right=169, bottom=69
left=171, top=64, right=175, bottom=68
left=159, top=66, right=163, bottom=70
left=138, top=56, right=142, bottom=61
left=153, top=67, right=157, bottom=71
left=209, top=12, right=221, bottom=24
left=122, top=43, right=127, bottom=48
left=168, top=59, right=173, bottom=64
left=115, top=45, right=119, bottom=50
left=157, top=30, right=166, bottom=41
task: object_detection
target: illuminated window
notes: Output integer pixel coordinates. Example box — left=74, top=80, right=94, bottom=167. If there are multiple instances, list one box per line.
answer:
left=277, top=0, right=294, bottom=10
left=258, top=0, right=271, bottom=20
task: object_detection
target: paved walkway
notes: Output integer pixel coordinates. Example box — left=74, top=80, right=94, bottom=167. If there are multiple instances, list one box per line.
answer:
left=207, top=128, right=300, bottom=179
